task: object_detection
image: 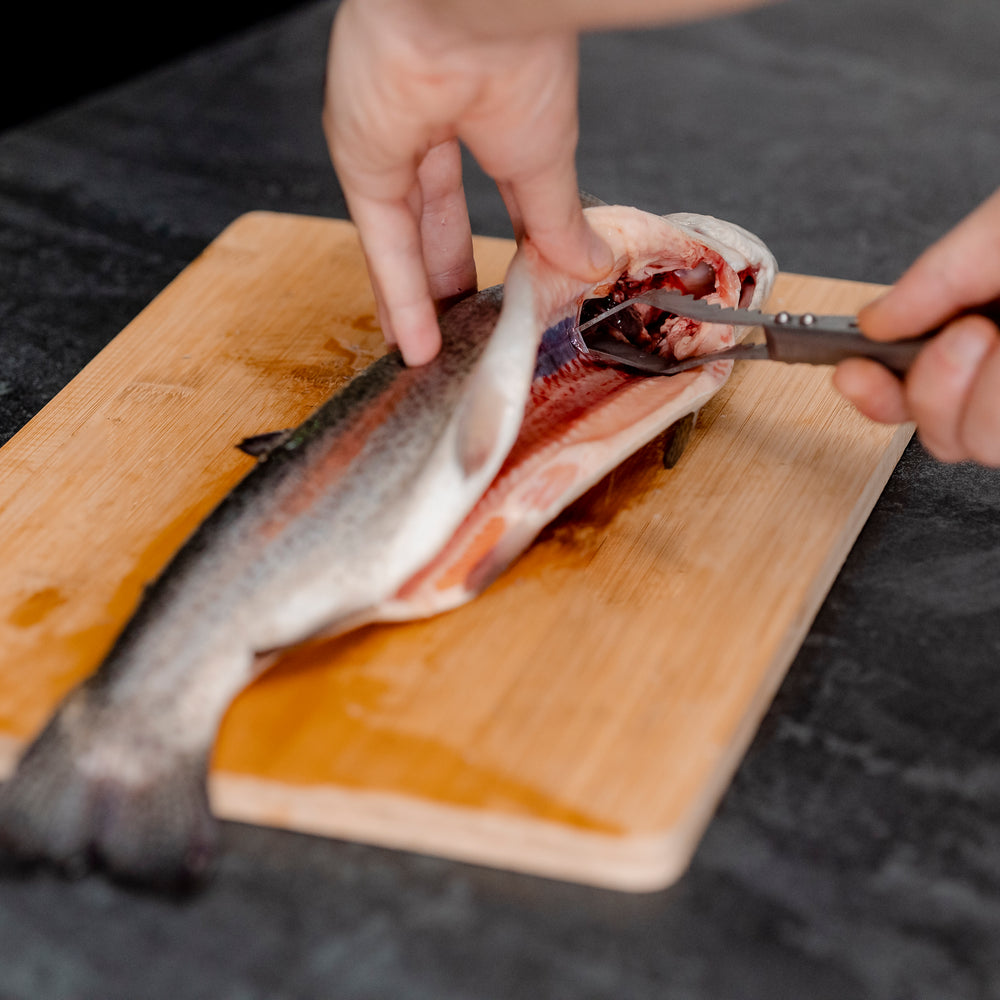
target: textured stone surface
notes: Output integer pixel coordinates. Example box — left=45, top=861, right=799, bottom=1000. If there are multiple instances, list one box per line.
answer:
left=2, top=1, right=1000, bottom=996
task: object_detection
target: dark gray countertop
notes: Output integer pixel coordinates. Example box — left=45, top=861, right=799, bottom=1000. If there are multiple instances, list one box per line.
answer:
left=2, top=1, right=1000, bottom=997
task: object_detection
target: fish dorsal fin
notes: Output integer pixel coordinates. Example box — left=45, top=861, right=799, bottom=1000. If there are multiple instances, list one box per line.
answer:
left=236, top=429, right=294, bottom=459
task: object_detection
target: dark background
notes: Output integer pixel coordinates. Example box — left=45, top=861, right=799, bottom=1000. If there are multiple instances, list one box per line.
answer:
left=2, top=2, right=1000, bottom=997
left=3, top=4, right=311, bottom=131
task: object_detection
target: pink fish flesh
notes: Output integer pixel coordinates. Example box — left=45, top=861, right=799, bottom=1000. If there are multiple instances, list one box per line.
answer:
left=381, top=206, right=776, bottom=620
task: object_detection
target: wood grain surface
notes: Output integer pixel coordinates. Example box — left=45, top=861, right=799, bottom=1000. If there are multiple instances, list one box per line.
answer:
left=0, top=211, right=912, bottom=890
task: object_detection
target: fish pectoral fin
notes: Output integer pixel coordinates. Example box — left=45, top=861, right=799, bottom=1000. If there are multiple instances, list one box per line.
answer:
left=662, top=410, right=698, bottom=469
left=236, top=429, right=294, bottom=459
left=454, top=372, right=511, bottom=479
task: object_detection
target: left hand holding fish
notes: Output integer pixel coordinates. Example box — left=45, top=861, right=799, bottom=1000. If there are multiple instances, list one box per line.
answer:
left=322, top=0, right=774, bottom=368
left=834, top=188, right=1000, bottom=466
left=322, top=0, right=612, bottom=367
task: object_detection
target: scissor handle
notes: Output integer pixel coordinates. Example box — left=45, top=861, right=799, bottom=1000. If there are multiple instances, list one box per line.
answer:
left=763, top=300, right=1000, bottom=377
left=763, top=323, right=930, bottom=376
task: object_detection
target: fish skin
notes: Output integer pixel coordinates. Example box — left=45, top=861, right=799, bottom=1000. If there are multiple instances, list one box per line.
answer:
left=0, top=284, right=541, bottom=887
left=0, top=206, right=776, bottom=887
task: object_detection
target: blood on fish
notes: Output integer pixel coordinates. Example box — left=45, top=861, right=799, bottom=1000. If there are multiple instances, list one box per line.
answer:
left=575, top=247, right=734, bottom=361
left=737, top=268, right=758, bottom=308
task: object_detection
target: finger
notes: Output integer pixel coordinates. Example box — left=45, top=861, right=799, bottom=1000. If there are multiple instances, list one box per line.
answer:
left=506, top=158, right=614, bottom=279
left=956, top=321, right=1000, bottom=465
left=322, top=5, right=443, bottom=366
left=362, top=255, right=394, bottom=346
left=464, top=36, right=613, bottom=280
left=832, top=358, right=911, bottom=425
left=496, top=181, right=525, bottom=243
left=346, top=192, right=442, bottom=366
left=417, top=139, right=478, bottom=311
left=905, top=315, right=996, bottom=462
left=860, top=188, right=1000, bottom=341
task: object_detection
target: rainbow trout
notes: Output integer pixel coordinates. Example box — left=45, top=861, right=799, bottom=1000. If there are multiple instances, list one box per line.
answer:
left=0, top=206, right=775, bottom=885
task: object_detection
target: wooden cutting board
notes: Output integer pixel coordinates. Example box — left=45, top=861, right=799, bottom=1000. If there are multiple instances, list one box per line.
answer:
left=0, top=211, right=911, bottom=891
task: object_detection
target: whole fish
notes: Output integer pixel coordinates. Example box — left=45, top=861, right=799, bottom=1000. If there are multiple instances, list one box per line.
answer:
left=0, top=206, right=775, bottom=886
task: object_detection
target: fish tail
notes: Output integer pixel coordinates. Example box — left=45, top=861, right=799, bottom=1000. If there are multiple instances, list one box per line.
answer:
left=0, top=688, right=217, bottom=889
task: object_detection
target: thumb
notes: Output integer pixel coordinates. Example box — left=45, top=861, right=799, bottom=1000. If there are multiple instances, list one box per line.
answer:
left=501, top=170, right=614, bottom=279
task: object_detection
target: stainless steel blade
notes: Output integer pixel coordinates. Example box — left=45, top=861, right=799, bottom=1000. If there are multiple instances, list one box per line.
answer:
left=581, top=330, right=769, bottom=375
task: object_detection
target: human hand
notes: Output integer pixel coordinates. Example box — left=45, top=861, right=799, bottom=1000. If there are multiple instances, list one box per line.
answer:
left=322, top=0, right=613, bottom=366
left=834, top=188, right=1000, bottom=465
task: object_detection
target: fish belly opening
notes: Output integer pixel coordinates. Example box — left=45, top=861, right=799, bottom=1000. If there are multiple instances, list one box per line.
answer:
left=575, top=264, right=716, bottom=363
left=576, top=261, right=759, bottom=364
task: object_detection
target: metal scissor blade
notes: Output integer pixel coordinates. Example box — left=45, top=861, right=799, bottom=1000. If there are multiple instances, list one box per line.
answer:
left=574, top=289, right=758, bottom=336
left=654, top=342, right=772, bottom=374
left=628, top=289, right=767, bottom=329
left=576, top=288, right=933, bottom=377
left=575, top=289, right=769, bottom=376
left=581, top=331, right=770, bottom=375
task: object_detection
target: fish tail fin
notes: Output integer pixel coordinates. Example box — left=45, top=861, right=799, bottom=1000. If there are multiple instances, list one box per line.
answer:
left=0, top=689, right=218, bottom=890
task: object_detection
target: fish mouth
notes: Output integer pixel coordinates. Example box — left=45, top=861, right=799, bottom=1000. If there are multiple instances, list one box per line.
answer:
left=574, top=260, right=758, bottom=365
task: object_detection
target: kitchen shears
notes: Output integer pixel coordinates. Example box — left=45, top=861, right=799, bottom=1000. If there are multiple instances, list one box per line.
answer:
left=575, top=289, right=936, bottom=377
